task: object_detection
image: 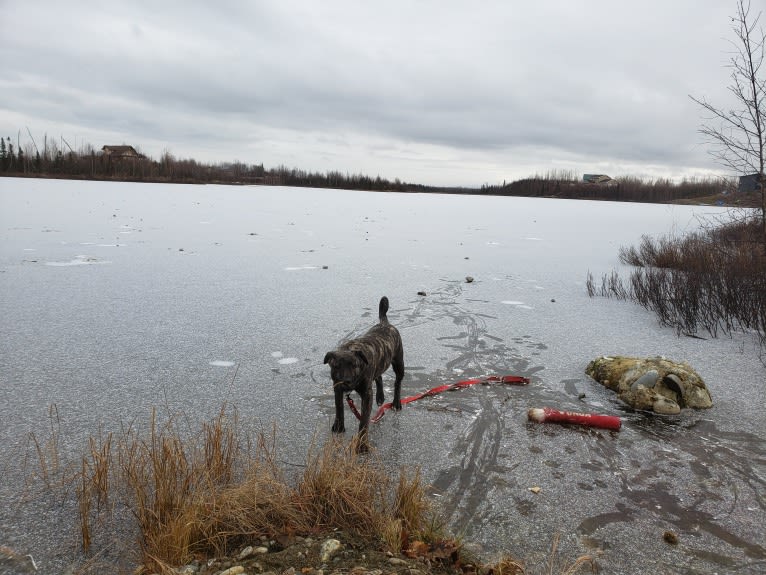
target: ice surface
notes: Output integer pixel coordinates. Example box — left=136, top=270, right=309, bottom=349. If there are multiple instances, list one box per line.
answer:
left=0, top=178, right=764, bottom=574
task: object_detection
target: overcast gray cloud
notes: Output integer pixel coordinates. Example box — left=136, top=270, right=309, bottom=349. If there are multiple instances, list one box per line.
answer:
left=0, top=0, right=745, bottom=186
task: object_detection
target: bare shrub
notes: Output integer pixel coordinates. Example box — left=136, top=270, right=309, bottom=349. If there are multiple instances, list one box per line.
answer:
left=589, top=217, right=766, bottom=354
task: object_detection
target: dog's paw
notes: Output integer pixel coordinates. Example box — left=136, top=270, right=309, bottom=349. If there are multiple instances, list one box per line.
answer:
left=356, top=440, right=370, bottom=454
left=332, top=420, right=345, bottom=433
left=392, top=399, right=402, bottom=411
left=376, top=392, right=385, bottom=406
left=353, top=434, right=370, bottom=453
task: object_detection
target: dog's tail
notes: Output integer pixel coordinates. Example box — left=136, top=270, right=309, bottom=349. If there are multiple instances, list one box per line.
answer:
left=379, top=296, right=390, bottom=323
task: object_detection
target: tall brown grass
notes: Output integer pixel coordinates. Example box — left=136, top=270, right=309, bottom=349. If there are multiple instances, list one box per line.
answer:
left=19, top=401, right=601, bottom=574
left=28, top=404, right=62, bottom=489
left=70, top=405, right=437, bottom=573
left=485, top=533, right=598, bottom=575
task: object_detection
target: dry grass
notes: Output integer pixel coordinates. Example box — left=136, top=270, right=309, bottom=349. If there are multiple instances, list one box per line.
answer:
left=485, top=534, right=598, bottom=575
left=28, top=404, right=62, bottom=488
left=69, top=406, right=438, bottom=573
left=18, top=402, right=599, bottom=574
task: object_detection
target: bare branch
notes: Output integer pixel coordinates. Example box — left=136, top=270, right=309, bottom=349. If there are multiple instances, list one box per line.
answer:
left=690, top=0, right=766, bottom=243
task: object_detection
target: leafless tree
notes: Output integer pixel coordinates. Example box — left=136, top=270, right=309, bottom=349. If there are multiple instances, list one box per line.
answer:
left=691, top=0, right=766, bottom=243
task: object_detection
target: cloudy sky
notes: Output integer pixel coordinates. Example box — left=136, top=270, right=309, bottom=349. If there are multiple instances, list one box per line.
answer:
left=0, top=1, right=748, bottom=186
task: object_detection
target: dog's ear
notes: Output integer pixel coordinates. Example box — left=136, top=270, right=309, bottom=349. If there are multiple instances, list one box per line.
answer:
left=323, top=352, right=335, bottom=365
left=354, top=350, right=368, bottom=365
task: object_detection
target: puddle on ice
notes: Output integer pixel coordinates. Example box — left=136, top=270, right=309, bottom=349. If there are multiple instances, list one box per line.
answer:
left=523, top=236, right=544, bottom=241
left=284, top=265, right=319, bottom=271
left=209, top=360, right=235, bottom=367
left=271, top=351, right=283, bottom=358
left=45, top=255, right=111, bottom=266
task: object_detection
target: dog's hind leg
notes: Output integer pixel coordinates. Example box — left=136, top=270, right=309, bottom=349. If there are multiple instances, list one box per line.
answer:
left=375, top=375, right=385, bottom=405
left=392, top=350, right=404, bottom=410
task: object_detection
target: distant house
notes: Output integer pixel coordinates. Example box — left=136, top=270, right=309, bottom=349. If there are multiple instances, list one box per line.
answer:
left=101, top=145, right=141, bottom=159
left=738, top=173, right=763, bottom=193
left=583, top=174, right=613, bottom=184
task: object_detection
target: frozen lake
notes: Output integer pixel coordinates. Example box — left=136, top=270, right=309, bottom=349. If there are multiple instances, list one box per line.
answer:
left=1, top=177, right=765, bottom=574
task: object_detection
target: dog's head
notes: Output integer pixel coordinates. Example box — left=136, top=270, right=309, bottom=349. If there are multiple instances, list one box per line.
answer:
left=324, top=349, right=368, bottom=392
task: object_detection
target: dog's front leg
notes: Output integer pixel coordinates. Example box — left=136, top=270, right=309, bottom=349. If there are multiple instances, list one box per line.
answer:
left=357, top=384, right=372, bottom=451
left=332, top=389, right=345, bottom=433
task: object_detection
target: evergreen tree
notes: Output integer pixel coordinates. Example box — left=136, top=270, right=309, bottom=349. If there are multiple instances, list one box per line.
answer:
left=7, top=138, right=14, bottom=169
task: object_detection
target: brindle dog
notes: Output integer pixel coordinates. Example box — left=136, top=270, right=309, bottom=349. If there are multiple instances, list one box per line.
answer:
left=324, top=296, right=404, bottom=447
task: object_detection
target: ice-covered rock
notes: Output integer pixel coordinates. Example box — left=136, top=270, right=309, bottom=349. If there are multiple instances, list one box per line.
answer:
left=586, top=356, right=712, bottom=414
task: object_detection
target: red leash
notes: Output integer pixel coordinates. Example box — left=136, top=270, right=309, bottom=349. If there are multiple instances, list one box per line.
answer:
left=346, top=374, right=530, bottom=424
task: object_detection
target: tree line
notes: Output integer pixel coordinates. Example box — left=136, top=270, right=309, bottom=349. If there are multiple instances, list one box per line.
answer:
left=0, top=133, right=748, bottom=204
left=0, top=135, right=426, bottom=191
left=479, top=173, right=732, bottom=204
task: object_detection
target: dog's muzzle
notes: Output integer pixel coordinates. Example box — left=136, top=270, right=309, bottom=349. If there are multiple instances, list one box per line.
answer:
left=333, top=380, right=354, bottom=391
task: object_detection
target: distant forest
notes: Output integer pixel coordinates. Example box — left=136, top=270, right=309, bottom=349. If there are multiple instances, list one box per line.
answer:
left=0, top=134, right=742, bottom=204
